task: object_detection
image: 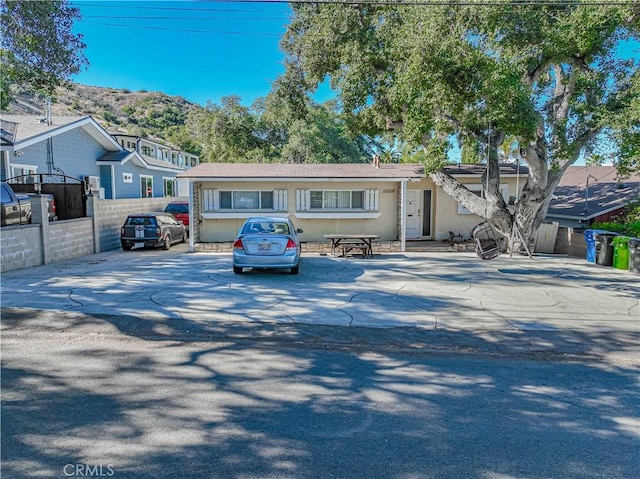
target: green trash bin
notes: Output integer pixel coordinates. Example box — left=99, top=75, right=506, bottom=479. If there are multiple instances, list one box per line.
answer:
left=628, top=238, right=640, bottom=274
left=612, top=236, right=631, bottom=270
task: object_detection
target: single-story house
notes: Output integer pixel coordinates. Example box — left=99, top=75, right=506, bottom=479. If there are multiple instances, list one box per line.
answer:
left=177, top=161, right=528, bottom=251
left=546, top=165, right=640, bottom=228
left=0, top=114, right=195, bottom=198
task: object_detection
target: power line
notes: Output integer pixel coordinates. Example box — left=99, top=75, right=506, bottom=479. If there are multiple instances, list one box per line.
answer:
left=81, top=22, right=283, bottom=36
left=82, top=15, right=290, bottom=21
left=73, top=2, right=289, bottom=13
left=74, top=0, right=638, bottom=8
left=207, top=0, right=639, bottom=5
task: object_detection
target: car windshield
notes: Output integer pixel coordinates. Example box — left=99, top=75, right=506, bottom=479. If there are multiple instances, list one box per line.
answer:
left=126, top=216, right=156, bottom=226
left=165, top=203, right=188, bottom=214
left=242, top=221, right=290, bottom=235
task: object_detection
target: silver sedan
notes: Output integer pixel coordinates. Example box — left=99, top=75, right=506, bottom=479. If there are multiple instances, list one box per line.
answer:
left=232, top=216, right=303, bottom=274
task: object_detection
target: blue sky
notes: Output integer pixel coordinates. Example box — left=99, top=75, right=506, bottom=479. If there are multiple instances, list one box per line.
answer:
left=70, top=1, right=636, bottom=165
left=70, top=1, right=297, bottom=107
left=71, top=1, right=638, bottom=111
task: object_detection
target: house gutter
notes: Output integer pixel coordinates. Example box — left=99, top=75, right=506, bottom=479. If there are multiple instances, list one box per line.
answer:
left=177, top=176, right=419, bottom=183
left=188, top=180, right=195, bottom=252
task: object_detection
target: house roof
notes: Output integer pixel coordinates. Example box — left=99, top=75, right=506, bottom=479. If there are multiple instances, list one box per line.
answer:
left=97, top=150, right=133, bottom=163
left=0, top=115, right=121, bottom=152
left=444, top=162, right=529, bottom=176
left=0, top=120, right=18, bottom=145
left=178, top=161, right=529, bottom=182
left=97, top=149, right=186, bottom=172
left=547, top=166, right=640, bottom=220
left=178, top=162, right=425, bottom=181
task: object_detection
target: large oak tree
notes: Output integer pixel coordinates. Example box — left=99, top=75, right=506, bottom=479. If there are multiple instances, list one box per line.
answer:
left=0, top=0, right=87, bottom=110
left=279, top=0, right=639, bottom=249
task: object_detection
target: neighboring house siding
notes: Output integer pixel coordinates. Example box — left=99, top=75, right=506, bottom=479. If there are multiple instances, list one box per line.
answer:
left=99, top=165, right=113, bottom=199
left=113, top=164, right=145, bottom=198
left=9, top=127, right=106, bottom=180
left=111, top=163, right=179, bottom=199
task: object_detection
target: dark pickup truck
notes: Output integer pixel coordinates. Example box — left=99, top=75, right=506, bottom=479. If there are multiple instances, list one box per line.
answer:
left=1, top=182, right=31, bottom=226
left=24, top=192, right=57, bottom=221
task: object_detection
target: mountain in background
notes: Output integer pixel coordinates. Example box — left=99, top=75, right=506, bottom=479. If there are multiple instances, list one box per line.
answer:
left=6, top=83, right=204, bottom=152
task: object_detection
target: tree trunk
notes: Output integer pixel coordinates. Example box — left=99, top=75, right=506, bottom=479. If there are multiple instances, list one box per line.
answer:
left=430, top=153, right=561, bottom=255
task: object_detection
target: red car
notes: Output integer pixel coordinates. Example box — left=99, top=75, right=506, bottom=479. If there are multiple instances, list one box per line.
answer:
left=164, top=201, right=189, bottom=227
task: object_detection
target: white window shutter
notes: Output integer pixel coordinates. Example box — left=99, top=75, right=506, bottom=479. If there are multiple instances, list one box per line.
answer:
left=296, top=189, right=309, bottom=211
left=203, top=189, right=215, bottom=212
left=276, top=189, right=288, bottom=211
left=365, top=189, right=379, bottom=211
left=296, top=189, right=302, bottom=211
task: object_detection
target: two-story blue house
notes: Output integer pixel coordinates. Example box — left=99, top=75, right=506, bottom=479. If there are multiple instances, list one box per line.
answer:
left=0, top=114, right=197, bottom=198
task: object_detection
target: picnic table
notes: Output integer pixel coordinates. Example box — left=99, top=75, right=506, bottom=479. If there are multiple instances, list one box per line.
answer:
left=324, top=234, right=380, bottom=258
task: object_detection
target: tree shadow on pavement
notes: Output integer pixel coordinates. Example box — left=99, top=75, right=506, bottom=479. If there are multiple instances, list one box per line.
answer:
left=2, top=308, right=639, bottom=479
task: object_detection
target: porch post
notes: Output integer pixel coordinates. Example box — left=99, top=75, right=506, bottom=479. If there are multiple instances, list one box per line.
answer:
left=188, top=180, right=195, bottom=252
left=400, top=180, right=407, bottom=252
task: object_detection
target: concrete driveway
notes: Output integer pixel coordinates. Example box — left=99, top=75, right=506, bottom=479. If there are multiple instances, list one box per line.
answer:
left=1, top=246, right=638, bottom=334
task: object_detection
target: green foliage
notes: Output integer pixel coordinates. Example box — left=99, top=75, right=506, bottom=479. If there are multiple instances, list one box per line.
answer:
left=592, top=197, right=640, bottom=236
left=186, top=93, right=368, bottom=163
left=0, top=0, right=87, bottom=109
left=102, top=110, right=117, bottom=123
left=591, top=221, right=640, bottom=237
left=460, top=137, right=482, bottom=164
left=625, top=197, right=640, bottom=223
left=280, top=2, right=639, bottom=175
left=608, top=71, right=640, bottom=176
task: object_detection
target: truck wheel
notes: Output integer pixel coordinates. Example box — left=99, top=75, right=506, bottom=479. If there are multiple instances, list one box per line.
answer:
left=122, top=243, right=132, bottom=251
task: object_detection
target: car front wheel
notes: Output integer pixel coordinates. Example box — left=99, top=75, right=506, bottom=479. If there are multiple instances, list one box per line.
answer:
left=233, top=266, right=243, bottom=274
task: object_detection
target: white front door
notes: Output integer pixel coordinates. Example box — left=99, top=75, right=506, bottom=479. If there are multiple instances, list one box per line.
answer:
left=406, top=190, right=422, bottom=239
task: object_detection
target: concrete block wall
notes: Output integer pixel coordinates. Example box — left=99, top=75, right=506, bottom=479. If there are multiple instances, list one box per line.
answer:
left=1, top=224, right=43, bottom=272
left=46, top=219, right=94, bottom=264
left=92, top=196, right=186, bottom=251
left=1, top=196, right=187, bottom=272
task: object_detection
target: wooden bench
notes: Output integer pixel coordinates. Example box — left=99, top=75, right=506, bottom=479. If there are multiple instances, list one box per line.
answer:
left=341, top=241, right=370, bottom=258
left=324, top=234, right=379, bottom=258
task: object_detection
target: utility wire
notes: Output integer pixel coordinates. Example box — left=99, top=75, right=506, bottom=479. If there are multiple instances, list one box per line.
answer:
left=209, top=0, right=640, bottom=5
left=82, top=15, right=290, bottom=20
left=81, top=22, right=283, bottom=35
left=75, top=0, right=638, bottom=8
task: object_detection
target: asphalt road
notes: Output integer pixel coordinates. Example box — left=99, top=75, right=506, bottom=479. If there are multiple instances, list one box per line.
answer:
left=2, top=308, right=639, bottom=479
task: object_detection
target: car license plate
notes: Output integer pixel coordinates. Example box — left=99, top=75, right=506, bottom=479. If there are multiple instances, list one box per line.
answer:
left=135, top=242, right=144, bottom=248
left=259, top=243, right=271, bottom=251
